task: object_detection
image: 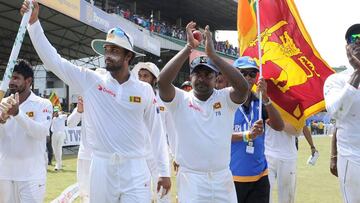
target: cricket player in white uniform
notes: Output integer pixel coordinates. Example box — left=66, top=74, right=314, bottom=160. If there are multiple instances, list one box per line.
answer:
left=132, top=62, right=177, bottom=203
left=265, top=123, right=317, bottom=203
left=21, top=2, right=171, bottom=202
left=51, top=106, right=67, bottom=171
left=0, top=59, right=53, bottom=203
left=324, top=24, right=360, bottom=203
left=67, top=96, right=92, bottom=203
left=158, top=21, right=249, bottom=202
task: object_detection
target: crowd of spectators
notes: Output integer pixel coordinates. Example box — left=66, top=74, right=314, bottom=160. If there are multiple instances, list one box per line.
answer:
left=106, top=6, right=239, bottom=57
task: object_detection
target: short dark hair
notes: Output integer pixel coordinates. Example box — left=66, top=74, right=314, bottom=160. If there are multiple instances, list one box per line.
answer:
left=13, top=59, right=34, bottom=80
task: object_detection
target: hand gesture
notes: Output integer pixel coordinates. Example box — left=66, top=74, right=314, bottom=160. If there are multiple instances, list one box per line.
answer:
left=249, top=119, right=264, bottom=140
left=204, top=25, right=216, bottom=57
left=346, top=42, right=360, bottom=71
left=20, top=0, right=40, bottom=25
left=186, top=21, right=200, bottom=49
left=77, top=96, right=84, bottom=113
left=6, top=93, right=20, bottom=117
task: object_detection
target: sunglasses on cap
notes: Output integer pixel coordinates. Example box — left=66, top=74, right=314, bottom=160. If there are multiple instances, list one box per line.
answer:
left=240, top=70, right=257, bottom=78
left=107, top=27, right=133, bottom=47
left=347, top=33, right=360, bottom=44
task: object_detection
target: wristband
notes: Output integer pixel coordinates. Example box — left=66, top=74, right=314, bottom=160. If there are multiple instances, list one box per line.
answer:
left=243, top=131, right=249, bottom=142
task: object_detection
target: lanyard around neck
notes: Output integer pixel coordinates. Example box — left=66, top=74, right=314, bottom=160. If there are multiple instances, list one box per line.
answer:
left=239, top=100, right=255, bottom=129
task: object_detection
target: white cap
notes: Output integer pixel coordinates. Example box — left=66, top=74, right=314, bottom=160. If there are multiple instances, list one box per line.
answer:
left=132, top=62, right=160, bottom=79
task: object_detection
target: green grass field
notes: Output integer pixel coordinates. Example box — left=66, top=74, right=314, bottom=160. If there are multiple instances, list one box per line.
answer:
left=45, top=136, right=342, bottom=203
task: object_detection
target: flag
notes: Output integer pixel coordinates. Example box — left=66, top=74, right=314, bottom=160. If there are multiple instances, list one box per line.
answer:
left=49, top=91, right=61, bottom=110
left=237, top=0, right=257, bottom=56
left=237, top=0, right=335, bottom=131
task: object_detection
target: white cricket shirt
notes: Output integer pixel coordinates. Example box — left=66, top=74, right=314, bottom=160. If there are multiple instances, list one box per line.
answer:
left=0, top=92, right=53, bottom=181
left=28, top=21, right=170, bottom=177
left=51, top=114, right=67, bottom=134
left=265, top=124, right=298, bottom=160
left=324, top=73, right=360, bottom=165
left=164, top=87, right=238, bottom=171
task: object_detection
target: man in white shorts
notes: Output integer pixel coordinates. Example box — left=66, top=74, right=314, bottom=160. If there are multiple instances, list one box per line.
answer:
left=324, top=23, right=360, bottom=203
left=21, top=2, right=170, bottom=202
left=158, top=21, right=249, bottom=202
left=0, top=59, right=53, bottom=203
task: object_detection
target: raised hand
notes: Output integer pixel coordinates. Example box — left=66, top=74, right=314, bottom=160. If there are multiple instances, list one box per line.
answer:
left=20, top=0, right=40, bottom=25
left=186, top=21, right=200, bottom=49
left=77, top=96, right=84, bottom=113
left=204, top=25, right=216, bottom=57
left=256, top=77, right=269, bottom=102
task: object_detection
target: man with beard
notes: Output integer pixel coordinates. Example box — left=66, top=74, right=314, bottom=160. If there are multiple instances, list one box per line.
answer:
left=0, top=59, right=53, bottom=202
left=21, top=2, right=170, bottom=202
left=324, top=23, right=360, bottom=203
left=158, top=21, right=249, bottom=202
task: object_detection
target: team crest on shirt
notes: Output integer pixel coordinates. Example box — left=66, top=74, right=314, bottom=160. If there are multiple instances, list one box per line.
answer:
left=159, top=106, right=165, bottom=111
left=26, top=111, right=34, bottom=118
left=213, top=102, right=222, bottom=110
left=129, top=96, right=141, bottom=103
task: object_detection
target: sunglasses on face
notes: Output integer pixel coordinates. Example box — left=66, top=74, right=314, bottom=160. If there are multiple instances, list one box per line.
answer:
left=240, top=70, right=257, bottom=78
left=347, top=33, right=360, bottom=44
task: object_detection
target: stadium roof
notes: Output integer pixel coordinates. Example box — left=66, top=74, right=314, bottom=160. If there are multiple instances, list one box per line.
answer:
left=0, top=0, right=106, bottom=71
left=119, top=0, right=237, bottom=30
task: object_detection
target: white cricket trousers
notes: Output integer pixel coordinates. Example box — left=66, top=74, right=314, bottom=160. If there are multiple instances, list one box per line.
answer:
left=177, top=166, right=237, bottom=203
left=77, top=158, right=91, bottom=203
left=338, top=155, right=360, bottom=203
left=0, top=179, right=46, bottom=203
left=52, top=132, right=66, bottom=169
left=266, top=156, right=297, bottom=203
left=89, top=151, right=151, bottom=203
left=146, top=157, right=171, bottom=203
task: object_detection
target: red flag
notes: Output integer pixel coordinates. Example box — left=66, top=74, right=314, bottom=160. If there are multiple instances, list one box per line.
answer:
left=238, top=0, right=335, bottom=130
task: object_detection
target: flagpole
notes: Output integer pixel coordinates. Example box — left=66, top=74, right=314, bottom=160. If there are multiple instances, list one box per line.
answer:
left=255, top=0, right=263, bottom=120
left=0, top=0, right=33, bottom=101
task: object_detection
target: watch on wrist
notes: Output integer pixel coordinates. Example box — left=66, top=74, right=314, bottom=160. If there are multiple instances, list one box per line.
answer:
left=263, top=98, right=272, bottom=106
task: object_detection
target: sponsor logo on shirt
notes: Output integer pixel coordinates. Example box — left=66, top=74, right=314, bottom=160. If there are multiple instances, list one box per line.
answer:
left=43, top=109, right=49, bottom=113
left=188, top=102, right=202, bottom=112
left=97, top=84, right=116, bottom=97
left=213, top=102, right=222, bottom=110
left=129, top=96, right=141, bottom=103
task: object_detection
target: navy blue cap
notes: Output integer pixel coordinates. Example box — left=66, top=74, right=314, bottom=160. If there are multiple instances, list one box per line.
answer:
left=233, top=56, right=259, bottom=71
left=190, top=56, right=219, bottom=74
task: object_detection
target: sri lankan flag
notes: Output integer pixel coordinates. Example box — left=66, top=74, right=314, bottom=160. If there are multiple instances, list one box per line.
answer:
left=49, top=91, right=61, bottom=110
left=237, top=0, right=335, bottom=131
